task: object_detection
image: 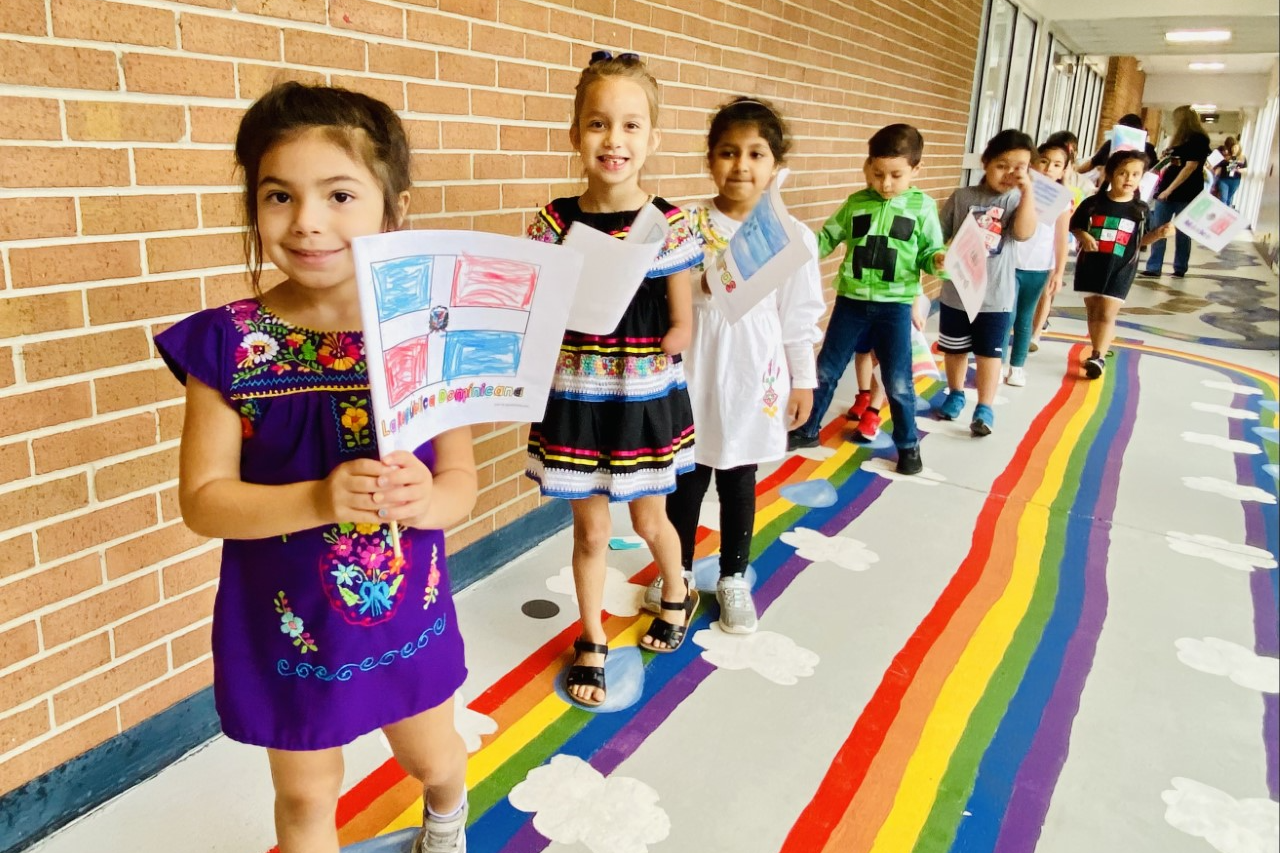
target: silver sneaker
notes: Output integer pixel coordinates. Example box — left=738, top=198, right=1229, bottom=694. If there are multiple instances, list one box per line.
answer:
left=716, top=575, right=757, bottom=634
left=415, top=799, right=467, bottom=853
left=642, top=576, right=664, bottom=613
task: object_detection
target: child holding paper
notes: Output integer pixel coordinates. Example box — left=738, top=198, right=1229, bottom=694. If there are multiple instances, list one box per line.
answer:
left=1070, top=149, right=1174, bottom=379
left=937, top=129, right=1038, bottom=435
left=652, top=96, right=824, bottom=633
left=787, top=123, right=947, bottom=476
left=1008, top=139, right=1072, bottom=386
left=155, top=83, right=474, bottom=853
left=525, top=52, right=702, bottom=706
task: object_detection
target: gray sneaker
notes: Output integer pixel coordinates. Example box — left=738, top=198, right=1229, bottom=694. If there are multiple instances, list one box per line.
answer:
left=642, top=577, right=664, bottom=613
left=716, top=575, right=758, bottom=634
left=415, top=799, right=467, bottom=853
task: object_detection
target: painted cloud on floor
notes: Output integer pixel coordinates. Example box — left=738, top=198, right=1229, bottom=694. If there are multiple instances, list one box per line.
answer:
left=1166, top=531, right=1279, bottom=571
left=508, top=754, right=670, bottom=853
left=1202, top=379, right=1264, bottom=395
left=1191, top=401, right=1261, bottom=420
left=779, top=527, right=879, bottom=572
left=1162, top=777, right=1279, bottom=853
left=1180, top=431, right=1264, bottom=455
left=547, top=565, right=645, bottom=617
left=692, top=625, right=819, bottom=685
left=1182, top=476, right=1277, bottom=504
left=1175, top=637, right=1280, bottom=693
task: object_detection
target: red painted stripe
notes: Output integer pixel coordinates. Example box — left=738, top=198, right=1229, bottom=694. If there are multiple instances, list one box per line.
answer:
left=336, top=757, right=407, bottom=826
left=778, top=346, right=1086, bottom=851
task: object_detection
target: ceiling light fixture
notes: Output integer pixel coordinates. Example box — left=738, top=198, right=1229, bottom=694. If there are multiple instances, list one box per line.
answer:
left=1165, top=30, right=1231, bottom=43
left=1188, top=62, right=1226, bottom=71
left=1190, top=103, right=1218, bottom=112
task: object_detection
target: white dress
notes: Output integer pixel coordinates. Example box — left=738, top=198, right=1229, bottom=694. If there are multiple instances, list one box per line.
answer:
left=684, top=202, right=825, bottom=470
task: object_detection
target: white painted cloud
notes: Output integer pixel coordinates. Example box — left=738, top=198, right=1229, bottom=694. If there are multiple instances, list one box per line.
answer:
left=794, top=445, right=837, bottom=461
left=1162, top=777, right=1279, bottom=853
left=1180, top=432, right=1264, bottom=455
left=456, top=700, right=499, bottom=752
left=861, top=457, right=946, bottom=484
left=1202, top=380, right=1264, bottom=396
left=1175, top=637, right=1280, bottom=693
left=547, top=565, right=645, bottom=616
left=692, top=625, right=819, bottom=685
left=1166, top=532, right=1278, bottom=571
left=1192, top=402, right=1260, bottom=420
left=508, top=754, right=670, bottom=853
left=1182, top=477, right=1277, bottom=504
left=779, top=527, right=880, bottom=572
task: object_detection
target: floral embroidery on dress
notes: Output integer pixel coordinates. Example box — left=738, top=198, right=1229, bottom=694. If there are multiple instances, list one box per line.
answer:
left=557, top=351, right=669, bottom=378
left=238, top=399, right=262, bottom=439
left=334, top=395, right=373, bottom=450
left=320, top=523, right=408, bottom=626
left=274, top=591, right=318, bottom=653
left=222, top=300, right=368, bottom=396
left=762, top=359, right=781, bottom=418
left=423, top=543, right=440, bottom=609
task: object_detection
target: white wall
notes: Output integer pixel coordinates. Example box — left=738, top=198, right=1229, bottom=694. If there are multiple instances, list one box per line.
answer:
left=1143, top=73, right=1271, bottom=108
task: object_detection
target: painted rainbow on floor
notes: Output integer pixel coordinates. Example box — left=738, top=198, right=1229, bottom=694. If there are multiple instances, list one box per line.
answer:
left=300, top=339, right=1277, bottom=853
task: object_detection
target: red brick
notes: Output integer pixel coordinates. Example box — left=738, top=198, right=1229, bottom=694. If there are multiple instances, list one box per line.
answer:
left=442, top=122, right=498, bottom=151
left=0, top=0, right=47, bottom=35
left=32, top=413, right=155, bottom=474
left=37, top=496, right=156, bottom=562
left=0, top=622, right=40, bottom=672
left=104, top=521, right=208, bottom=581
left=0, top=534, right=36, bottom=580
left=367, top=43, right=437, bottom=78
left=0, top=475, right=89, bottom=533
left=0, top=41, right=118, bottom=91
left=147, top=232, right=243, bottom=274
left=284, top=29, right=367, bottom=71
left=118, top=658, right=212, bottom=730
left=438, top=53, right=496, bottom=87
left=0, top=709, right=116, bottom=797
left=236, top=63, right=326, bottom=100
left=180, top=13, right=281, bottom=61
left=87, top=279, right=202, bottom=325
left=0, top=147, right=129, bottom=189
left=123, top=53, right=236, bottom=98
left=199, top=192, right=246, bottom=228
left=9, top=240, right=140, bottom=287
left=0, top=291, right=84, bottom=337
left=52, top=645, right=168, bottom=724
left=22, top=328, right=151, bottom=382
left=93, top=446, right=180, bottom=501
left=171, top=623, right=212, bottom=668
left=189, top=106, right=244, bottom=144
left=0, top=384, right=92, bottom=440
left=161, top=548, right=220, bottom=597
left=94, top=367, right=183, bottom=415
left=0, top=97, right=60, bottom=140
left=65, top=102, right=185, bottom=143
left=0, top=441, right=29, bottom=487
left=440, top=0, right=494, bottom=19
left=81, top=194, right=199, bottom=236
left=51, top=0, right=176, bottom=47
left=43, top=574, right=161, bottom=649
left=0, top=705, right=51, bottom=758
left=238, top=0, right=326, bottom=23
left=330, top=0, right=404, bottom=38
left=406, top=9, right=469, bottom=48
left=329, top=75, right=406, bottom=110
left=135, top=148, right=238, bottom=187
left=407, top=83, right=470, bottom=116
left=113, top=587, right=216, bottom=656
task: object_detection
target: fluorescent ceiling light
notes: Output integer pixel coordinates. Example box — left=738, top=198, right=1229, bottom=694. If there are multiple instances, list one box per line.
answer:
left=1190, top=103, right=1218, bottom=111
left=1188, top=62, right=1226, bottom=71
left=1165, top=29, right=1231, bottom=43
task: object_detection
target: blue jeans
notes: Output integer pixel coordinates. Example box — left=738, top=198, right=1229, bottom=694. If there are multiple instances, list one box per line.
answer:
left=1010, top=269, right=1050, bottom=367
left=1217, top=176, right=1241, bottom=208
left=796, top=297, right=917, bottom=450
left=1145, top=197, right=1193, bottom=275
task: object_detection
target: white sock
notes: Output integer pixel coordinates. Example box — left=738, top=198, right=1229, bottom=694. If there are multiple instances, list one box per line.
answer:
left=427, top=799, right=466, bottom=821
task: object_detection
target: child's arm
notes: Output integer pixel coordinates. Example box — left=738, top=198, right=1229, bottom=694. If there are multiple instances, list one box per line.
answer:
left=815, top=198, right=852, bottom=259
left=1140, top=222, right=1175, bottom=247
left=779, top=227, right=825, bottom=428
left=1048, top=208, right=1070, bottom=295
left=916, top=197, right=948, bottom=276
left=662, top=269, right=693, bottom=355
left=1011, top=169, right=1038, bottom=241
left=376, top=426, right=478, bottom=530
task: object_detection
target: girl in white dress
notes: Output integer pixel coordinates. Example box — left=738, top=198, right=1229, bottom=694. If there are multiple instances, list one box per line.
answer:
left=653, top=97, right=825, bottom=633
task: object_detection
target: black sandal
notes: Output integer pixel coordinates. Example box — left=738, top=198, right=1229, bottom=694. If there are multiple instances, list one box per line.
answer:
left=565, top=638, right=609, bottom=708
left=641, top=584, right=699, bottom=654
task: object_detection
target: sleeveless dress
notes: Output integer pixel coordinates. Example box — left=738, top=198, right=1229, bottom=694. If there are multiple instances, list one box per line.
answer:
left=155, top=299, right=467, bottom=751
left=525, top=196, right=700, bottom=501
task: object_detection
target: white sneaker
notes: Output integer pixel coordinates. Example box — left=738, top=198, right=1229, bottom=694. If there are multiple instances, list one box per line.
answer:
left=716, top=575, right=758, bottom=634
left=415, top=799, right=467, bottom=853
left=1005, top=366, right=1026, bottom=387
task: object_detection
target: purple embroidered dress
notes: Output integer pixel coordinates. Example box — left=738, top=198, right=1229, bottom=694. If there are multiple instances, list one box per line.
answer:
left=156, top=299, right=467, bottom=751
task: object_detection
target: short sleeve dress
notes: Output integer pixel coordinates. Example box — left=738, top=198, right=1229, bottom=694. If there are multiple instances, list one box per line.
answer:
left=525, top=196, right=701, bottom=501
left=155, top=299, right=467, bottom=751
left=1070, top=193, right=1150, bottom=300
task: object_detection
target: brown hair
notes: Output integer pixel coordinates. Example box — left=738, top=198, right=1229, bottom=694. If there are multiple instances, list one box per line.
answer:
left=1170, top=105, right=1207, bottom=148
left=571, top=53, right=660, bottom=130
left=234, top=82, right=411, bottom=292
left=707, top=96, right=792, bottom=164
left=868, top=124, right=925, bottom=166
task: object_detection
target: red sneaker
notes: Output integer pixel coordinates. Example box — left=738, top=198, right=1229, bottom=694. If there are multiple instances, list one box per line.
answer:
left=846, top=391, right=872, bottom=421
left=854, top=408, right=881, bottom=442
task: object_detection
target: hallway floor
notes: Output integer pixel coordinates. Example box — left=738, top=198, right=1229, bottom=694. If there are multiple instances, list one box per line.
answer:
left=27, top=238, right=1279, bottom=853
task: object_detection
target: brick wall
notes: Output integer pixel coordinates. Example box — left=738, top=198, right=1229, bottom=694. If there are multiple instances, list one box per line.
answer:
left=1096, top=55, right=1146, bottom=150
left=0, top=0, right=982, bottom=796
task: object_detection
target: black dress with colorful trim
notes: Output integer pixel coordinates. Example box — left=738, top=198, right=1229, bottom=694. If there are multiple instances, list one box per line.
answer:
left=526, top=196, right=700, bottom=501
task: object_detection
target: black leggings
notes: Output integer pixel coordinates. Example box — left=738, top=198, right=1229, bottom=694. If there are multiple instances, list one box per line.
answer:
left=665, top=463, right=758, bottom=578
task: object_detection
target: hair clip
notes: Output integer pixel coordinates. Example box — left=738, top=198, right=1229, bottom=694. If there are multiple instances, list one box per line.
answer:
left=589, top=49, right=640, bottom=65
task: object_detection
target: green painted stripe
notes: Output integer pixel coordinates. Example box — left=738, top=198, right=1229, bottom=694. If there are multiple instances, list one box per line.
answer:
left=468, top=708, right=590, bottom=817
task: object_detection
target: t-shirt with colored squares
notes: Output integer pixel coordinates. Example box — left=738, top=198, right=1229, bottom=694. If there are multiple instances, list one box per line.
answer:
left=1069, top=193, right=1149, bottom=298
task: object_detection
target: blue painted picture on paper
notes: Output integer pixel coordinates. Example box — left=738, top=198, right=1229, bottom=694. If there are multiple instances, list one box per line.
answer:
left=731, top=194, right=790, bottom=280
left=372, top=256, right=434, bottom=322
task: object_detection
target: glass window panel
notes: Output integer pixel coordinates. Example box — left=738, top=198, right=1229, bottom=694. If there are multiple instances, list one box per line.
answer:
left=973, top=0, right=1015, bottom=149
left=1003, top=13, right=1037, bottom=132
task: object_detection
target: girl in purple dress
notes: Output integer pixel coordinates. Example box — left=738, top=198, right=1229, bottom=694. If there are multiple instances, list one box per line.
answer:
left=156, top=83, right=473, bottom=853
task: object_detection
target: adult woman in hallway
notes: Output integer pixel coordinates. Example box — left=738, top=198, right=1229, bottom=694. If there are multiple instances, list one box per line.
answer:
left=1142, top=105, right=1212, bottom=278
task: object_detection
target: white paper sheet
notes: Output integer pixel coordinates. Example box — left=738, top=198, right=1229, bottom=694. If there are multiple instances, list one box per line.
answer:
left=562, top=203, right=668, bottom=334
left=1207, top=149, right=1225, bottom=168
left=1111, top=125, right=1147, bottom=154
left=1172, top=188, right=1247, bottom=253
left=353, top=229, right=584, bottom=454
left=1028, top=168, right=1074, bottom=223
left=705, top=170, right=813, bottom=325
left=948, top=214, right=989, bottom=322
left=1139, top=171, right=1160, bottom=202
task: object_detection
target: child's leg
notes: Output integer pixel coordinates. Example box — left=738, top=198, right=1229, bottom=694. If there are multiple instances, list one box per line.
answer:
left=1087, top=295, right=1123, bottom=358
left=974, top=311, right=1013, bottom=406
left=870, top=304, right=918, bottom=449
left=632, top=494, right=693, bottom=651
left=1030, top=285, right=1053, bottom=346
left=794, top=297, right=869, bottom=439
left=382, top=696, right=467, bottom=819
left=1010, top=270, right=1049, bottom=368
left=266, top=747, right=345, bottom=853
left=974, top=355, right=1003, bottom=405
left=665, top=464, right=713, bottom=573
left=567, top=495, right=612, bottom=704
left=855, top=349, right=874, bottom=392
left=944, top=352, right=968, bottom=392
left=714, top=464, right=758, bottom=578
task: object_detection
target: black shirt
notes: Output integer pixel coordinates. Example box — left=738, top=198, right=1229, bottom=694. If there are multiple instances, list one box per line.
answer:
left=1156, top=132, right=1211, bottom=203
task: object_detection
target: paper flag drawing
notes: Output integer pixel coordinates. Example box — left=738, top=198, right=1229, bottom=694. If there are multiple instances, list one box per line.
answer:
left=562, top=203, right=669, bottom=334
left=1110, top=124, right=1147, bottom=154
left=353, top=230, right=583, bottom=455
left=1028, top=168, right=1074, bottom=223
left=705, top=169, right=813, bottom=325
left=1206, top=148, right=1225, bottom=168
left=948, top=213, right=989, bottom=322
left=1173, top=189, right=1247, bottom=253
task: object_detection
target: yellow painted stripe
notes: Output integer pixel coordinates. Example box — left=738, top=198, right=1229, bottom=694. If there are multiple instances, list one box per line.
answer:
left=867, top=376, right=1103, bottom=852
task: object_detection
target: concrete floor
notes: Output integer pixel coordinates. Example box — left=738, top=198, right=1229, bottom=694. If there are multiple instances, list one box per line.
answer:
left=27, top=237, right=1279, bottom=853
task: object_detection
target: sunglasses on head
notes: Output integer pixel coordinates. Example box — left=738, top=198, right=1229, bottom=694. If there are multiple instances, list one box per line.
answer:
left=589, top=49, right=640, bottom=65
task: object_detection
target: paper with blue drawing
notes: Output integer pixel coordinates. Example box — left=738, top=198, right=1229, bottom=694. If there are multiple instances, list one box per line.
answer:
left=704, top=169, right=812, bottom=325
left=1028, top=168, right=1073, bottom=224
left=353, top=230, right=583, bottom=455
left=561, top=202, right=670, bottom=334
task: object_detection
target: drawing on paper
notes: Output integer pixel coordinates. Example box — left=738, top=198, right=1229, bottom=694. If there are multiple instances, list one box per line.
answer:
left=369, top=253, right=539, bottom=406
left=731, top=192, right=791, bottom=281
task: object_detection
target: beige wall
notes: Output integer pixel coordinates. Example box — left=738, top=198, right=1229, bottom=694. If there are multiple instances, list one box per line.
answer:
left=0, top=0, right=983, bottom=795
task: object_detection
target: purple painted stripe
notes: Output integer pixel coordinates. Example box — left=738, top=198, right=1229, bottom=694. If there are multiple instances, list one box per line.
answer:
left=994, top=349, right=1141, bottom=851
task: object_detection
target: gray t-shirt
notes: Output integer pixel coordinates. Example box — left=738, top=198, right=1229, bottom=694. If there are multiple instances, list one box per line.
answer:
left=939, top=184, right=1023, bottom=314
